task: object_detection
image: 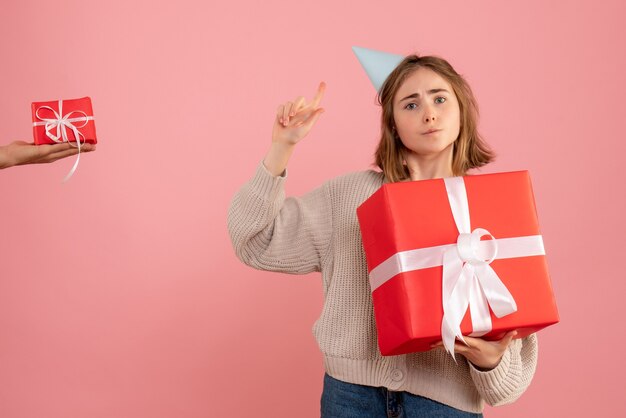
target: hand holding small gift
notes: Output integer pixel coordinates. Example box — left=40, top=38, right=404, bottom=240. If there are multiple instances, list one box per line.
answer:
left=0, top=140, right=96, bottom=169
left=29, top=96, right=98, bottom=181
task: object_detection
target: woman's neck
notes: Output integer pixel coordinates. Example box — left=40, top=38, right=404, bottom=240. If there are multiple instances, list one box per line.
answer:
left=405, top=146, right=454, bottom=181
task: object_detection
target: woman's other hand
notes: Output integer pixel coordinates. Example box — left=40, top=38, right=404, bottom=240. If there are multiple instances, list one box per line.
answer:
left=431, top=330, right=518, bottom=371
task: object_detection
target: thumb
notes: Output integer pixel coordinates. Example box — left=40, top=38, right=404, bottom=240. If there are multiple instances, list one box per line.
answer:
left=301, top=107, right=325, bottom=129
left=499, top=330, right=518, bottom=348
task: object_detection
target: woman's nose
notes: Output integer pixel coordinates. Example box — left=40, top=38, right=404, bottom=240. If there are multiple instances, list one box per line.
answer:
left=423, top=112, right=436, bottom=123
left=423, top=104, right=436, bottom=123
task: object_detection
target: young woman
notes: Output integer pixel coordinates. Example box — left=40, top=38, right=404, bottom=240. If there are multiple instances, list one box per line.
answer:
left=228, top=54, right=538, bottom=417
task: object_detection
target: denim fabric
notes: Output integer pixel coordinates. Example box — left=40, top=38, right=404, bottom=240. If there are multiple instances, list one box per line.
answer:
left=321, top=374, right=483, bottom=418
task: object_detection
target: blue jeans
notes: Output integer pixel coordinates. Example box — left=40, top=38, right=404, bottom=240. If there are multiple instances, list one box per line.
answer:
left=321, top=374, right=483, bottom=418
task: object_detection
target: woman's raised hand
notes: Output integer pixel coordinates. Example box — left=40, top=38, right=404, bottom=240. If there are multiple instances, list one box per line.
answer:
left=264, top=82, right=326, bottom=176
left=272, top=82, right=326, bottom=146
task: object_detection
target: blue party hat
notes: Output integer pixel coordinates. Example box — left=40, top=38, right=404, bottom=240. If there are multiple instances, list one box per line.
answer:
left=352, top=46, right=405, bottom=91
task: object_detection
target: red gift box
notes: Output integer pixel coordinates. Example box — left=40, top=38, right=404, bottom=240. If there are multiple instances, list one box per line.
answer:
left=357, top=171, right=559, bottom=356
left=31, top=97, right=97, bottom=145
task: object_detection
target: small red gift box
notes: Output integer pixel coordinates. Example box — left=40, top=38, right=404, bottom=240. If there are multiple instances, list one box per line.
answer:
left=357, top=171, right=559, bottom=356
left=31, top=97, right=97, bottom=145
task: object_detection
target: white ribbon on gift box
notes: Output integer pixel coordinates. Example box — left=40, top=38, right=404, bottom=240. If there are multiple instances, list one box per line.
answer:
left=32, top=99, right=94, bottom=182
left=368, top=176, right=546, bottom=357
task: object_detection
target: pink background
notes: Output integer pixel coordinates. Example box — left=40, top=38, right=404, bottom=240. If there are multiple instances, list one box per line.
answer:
left=1, top=0, right=624, bottom=416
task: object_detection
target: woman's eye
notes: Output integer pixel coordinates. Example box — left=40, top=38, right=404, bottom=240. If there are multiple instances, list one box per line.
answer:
left=435, top=96, right=446, bottom=104
left=405, top=103, right=418, bottom=110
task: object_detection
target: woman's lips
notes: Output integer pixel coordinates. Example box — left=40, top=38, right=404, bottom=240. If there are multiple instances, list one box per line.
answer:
left=422, top=129, right=441, bottom=135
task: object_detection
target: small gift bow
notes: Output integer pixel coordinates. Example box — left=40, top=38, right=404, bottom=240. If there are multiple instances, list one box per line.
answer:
left=33, top=99, right=94, bottom=182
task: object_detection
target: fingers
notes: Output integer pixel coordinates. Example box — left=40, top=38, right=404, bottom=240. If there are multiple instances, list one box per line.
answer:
left=276, top=103, right=295, bottom=127
left=430, top=337, right=473, bottom=351
left=430, top=341, right=443, bottom=349
left=278, top=101, right=299, bottom=127
left=293, top=96, right=305, bottom=114
left=38, top=148, right=80, bottom=163
left=277, top=105, right=323, bottom=128
left=275, top=82, right=326, bottom=128
left=38, top=142, right=74, bottom=155
left=283, top=102, right=294, bottom=126
left=11, top=142, right=69, bottom=166
left=499, top=330, right=518, bottom=348
left=80, top=143, right=96, bottom=152
left=276, top=104, right=293, bottom=127
left=40, top=142, right=95, bottom=155
left=50, top=143, right=94, bottom=157
left=31, top=143, right=95, bottom=164
left=34, top=146, right=78, bottom=163
left=276, top=104, right=285, bottom=125
left=300, top=107, right=324, bottom=129
left=453, top=341, right=474, bottom=354
left=310, top=82, right=326, bottom=108
left=459, top=336, right=478, bottom=345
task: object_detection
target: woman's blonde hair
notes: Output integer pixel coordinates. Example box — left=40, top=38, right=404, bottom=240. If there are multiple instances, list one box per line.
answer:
left=374, top=55, right=495, bottom=182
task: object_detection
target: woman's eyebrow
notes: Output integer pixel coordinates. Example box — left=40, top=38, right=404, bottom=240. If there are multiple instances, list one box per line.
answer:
left=398, top=88, right=450, bottom=102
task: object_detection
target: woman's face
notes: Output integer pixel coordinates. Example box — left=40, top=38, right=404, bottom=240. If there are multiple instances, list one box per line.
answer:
left=392, top=67, right=461, bottom=160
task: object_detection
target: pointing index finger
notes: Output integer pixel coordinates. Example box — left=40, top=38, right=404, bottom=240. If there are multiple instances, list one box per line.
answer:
left=310, top=82, right=326, bottom=108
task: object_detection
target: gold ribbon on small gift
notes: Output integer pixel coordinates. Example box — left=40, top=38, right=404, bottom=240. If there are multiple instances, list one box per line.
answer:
left=368, top=176, right=546, bottom=358
left=33, top=99, right=94, bottom=182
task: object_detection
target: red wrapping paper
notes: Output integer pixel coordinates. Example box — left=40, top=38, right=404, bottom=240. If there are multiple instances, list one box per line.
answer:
left=357, top=171, right=559, bottom=356
left=31, top=97, right=97, bottom=145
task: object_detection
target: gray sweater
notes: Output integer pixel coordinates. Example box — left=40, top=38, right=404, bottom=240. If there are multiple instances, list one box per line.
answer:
left=227, top=162, right=538, bottom=414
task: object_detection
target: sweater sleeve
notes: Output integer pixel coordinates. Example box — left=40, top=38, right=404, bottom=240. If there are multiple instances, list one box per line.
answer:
left=468, top=333, right=538, bottom=406
left=227, top=162, right=333, bottom=274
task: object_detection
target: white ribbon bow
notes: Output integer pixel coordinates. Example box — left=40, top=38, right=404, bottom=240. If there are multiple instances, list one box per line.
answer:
left=441, top=177, right=517, bottom=357
left=367, top=175, right=546, bottom=358
left=33, top=100, right=94, bottom=182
